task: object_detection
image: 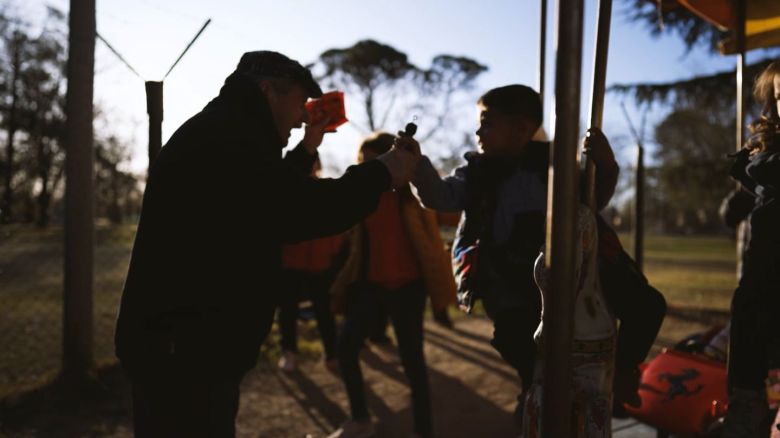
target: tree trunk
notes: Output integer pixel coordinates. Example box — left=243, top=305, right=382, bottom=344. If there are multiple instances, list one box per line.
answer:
left=36, top=138, right=51, bottom=228
left=2, top=40, right=20, bottom=224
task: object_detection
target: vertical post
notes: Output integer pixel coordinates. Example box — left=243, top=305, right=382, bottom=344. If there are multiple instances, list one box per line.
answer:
left=584, top=0, right=613, bottom=211
left=634, top=144, right=645, bottom=270
left=734, top=0, right=746, bottom=280
left=63, top=0, right=95, bottom=380
left=145, top=81, right=164, bottom=170
left=539, top=0, right=548, bottom=105
left=543, top=0, right=584, bottom=436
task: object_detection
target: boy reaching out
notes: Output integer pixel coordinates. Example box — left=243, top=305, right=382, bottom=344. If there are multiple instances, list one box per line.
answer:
left=402, top=84, right=620, bottom=422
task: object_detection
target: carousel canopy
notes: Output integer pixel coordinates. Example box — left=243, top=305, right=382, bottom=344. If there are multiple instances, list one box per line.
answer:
left=677, top=0, right=780, bottom=54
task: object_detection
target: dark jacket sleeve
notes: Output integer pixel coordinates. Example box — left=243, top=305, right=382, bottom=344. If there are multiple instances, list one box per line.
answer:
left=595, top=160, right=619, bottom=211
left=274, top=159, right=391, bottom=243
left=719, top=188, right=755, bottom=228
left=746, top=150, right=780, bottom=193
left=284, top=142, right=318, bottom=176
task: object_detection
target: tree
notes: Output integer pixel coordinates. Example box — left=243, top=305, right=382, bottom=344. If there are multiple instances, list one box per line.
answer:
left=95, top=135, right=141, bottom=224
left=609, top=57, right=776, bottom=114
left=311, top=39, right=487, bottom=165
left=314, top=40, right=419, bottom=133
left=18, top=9, right=67, bottom=227
left=0, top=7, right=67, bottom=225
left=0, top=26, right=29, bottom=223
left=0, top=6, right=140, bottom=226
left=651, top=107, right=734, bottom=232
left=619, top=0, right=727, bottom=54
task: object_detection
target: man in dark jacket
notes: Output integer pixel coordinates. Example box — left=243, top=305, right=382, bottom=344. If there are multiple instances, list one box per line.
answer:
left=115, top=51, right=418, bottom=437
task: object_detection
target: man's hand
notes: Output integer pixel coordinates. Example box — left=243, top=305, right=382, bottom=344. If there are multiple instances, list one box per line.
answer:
left=301, top=118, right=332, bottom=154
left=394, top=135, right=421, bottom=157
left=582, top=127, right=616, bottom=167
left=376, top=146, right=420, bottom=188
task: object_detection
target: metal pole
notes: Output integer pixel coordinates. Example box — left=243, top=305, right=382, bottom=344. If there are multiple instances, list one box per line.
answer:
left=543, top=0, right=584, bottom=435
left=163, top=19, right=211, bottom=81
left=63, top=0, right=95, bottom=381
left=634, top=144, right=645, bottom=270
left=539, top=0, right=547, bottom=105
left=584, top=0, right=613, bottom=211
left=735, top=0, right=746, bottom=280
left=145, top=81, right=163, bottom=169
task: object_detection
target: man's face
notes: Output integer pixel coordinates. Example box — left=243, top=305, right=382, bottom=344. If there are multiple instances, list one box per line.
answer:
left=262, top=81, right=310, bottom=147
left=475, top=106, right=531, bottom=157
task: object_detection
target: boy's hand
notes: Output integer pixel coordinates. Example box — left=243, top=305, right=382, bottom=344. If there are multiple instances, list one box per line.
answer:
left=582, top=127, right=616, bottom=167
left=302, top=118, right=332, bottom=154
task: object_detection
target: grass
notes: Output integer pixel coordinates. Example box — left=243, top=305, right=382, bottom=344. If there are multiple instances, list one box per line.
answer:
left=618, top=232, right=736, bottom=350
left=620, top=233, right=737, bottom=311
left=0, top=223, right=134, bottom=401
left=0, top=224, right=739, bottom=401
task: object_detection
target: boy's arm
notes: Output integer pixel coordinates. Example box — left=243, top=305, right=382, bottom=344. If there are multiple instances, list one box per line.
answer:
left=583, top=127, right=619, bottom=210
left=410, top=155, right=468, bottom=212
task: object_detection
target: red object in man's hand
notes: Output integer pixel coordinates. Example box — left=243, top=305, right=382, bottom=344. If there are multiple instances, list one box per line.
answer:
left=306, top=91, right=348, bottom=132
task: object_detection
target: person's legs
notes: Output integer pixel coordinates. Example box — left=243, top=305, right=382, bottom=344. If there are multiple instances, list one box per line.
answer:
left=490, top=307, right=540, bottom=392
left=278, top=271, right=302, bottom=354
left=337, top=284, right=379, bottom=422
left=309, top=272, right=338, bottom=361
left=368, top=301, right=391, bottom=344
left=723, top=258, right=775, bottom=438
left=489, top=306, right=540, bottom=428
left=130, top=365, right=242, bottom=438
left=386, top=281, right=432, bottom=438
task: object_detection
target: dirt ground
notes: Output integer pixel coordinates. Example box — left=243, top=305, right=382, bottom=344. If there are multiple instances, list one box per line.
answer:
left=0, top=317, right=664, bottom=438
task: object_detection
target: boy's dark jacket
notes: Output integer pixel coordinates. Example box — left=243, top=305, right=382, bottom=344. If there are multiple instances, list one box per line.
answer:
left=453, top=141, right=618, bottom=316
left=115, top=73, right=390, bottom=377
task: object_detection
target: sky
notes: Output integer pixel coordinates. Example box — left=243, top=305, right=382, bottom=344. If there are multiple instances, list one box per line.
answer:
left=15, top=0, right=772, bottom=175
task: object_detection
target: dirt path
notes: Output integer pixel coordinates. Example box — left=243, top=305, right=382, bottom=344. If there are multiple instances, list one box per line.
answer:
left=1, top=316, right=661, bottom=437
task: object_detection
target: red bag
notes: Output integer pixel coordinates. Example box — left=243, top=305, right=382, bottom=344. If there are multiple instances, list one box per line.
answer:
left=625, top=348, right=727, bottom=435
left=305, top=91, right=347, bottom=132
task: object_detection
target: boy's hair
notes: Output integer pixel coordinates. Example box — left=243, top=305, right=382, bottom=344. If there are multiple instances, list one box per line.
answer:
left=357, top=132, right=395, bottom=163
left=478, top=85, right=543, bottom=129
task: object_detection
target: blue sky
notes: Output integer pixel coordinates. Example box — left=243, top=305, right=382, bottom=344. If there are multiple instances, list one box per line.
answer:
left=17, top=0, right=772, bottom=174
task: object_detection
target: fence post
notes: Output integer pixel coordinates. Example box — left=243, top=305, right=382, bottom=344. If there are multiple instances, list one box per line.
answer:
left=63, top=0, right=96, bottom=381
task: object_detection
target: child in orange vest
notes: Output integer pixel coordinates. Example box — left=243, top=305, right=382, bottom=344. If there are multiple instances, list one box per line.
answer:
left=328, top=133, right=456, bottom=438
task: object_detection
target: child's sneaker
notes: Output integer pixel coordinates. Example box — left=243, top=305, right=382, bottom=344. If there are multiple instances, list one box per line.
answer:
left=327, top=419, right=375, bottom=438
left=277, top=350, right=298, bottom=373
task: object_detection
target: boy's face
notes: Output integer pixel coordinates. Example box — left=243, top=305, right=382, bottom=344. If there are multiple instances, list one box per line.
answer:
left=476, top=105, right=534, bottom=157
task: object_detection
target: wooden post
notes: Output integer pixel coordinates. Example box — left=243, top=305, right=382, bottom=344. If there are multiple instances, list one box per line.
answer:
left=539, top=0, right=548, bottom=104
left=63, top=0, right=95, bottom=381
left=734, top=0, right=747, bottom=281
left=145, top=81, right=163, bottom=170
left=634, top=144, right=645, bottom=270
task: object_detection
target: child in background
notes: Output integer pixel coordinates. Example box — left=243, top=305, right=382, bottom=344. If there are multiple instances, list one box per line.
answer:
left=277, top=158, right=346, bottom=373
left=722, top=59, right=780, bottom=438
left=327, top=132, right=456, bottom=438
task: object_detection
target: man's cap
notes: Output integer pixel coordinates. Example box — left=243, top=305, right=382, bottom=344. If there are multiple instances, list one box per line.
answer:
left=236, top=51, right=323, bottom=98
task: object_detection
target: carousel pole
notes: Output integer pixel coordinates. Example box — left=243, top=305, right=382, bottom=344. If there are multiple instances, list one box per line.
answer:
left=584, top=0, right=613, bottom=210
left=734, top=0, right=747, bottom=280
left=542, top=0, right=585, bottom=435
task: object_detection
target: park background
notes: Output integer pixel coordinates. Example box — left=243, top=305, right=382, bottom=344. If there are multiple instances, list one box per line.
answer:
left=0, top=0, right=778, bottom=436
